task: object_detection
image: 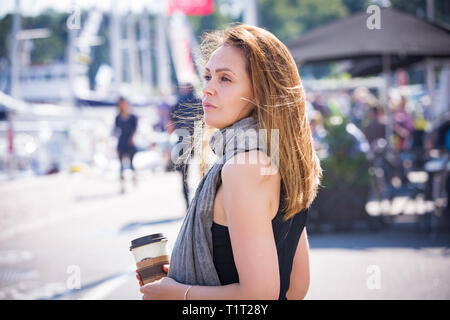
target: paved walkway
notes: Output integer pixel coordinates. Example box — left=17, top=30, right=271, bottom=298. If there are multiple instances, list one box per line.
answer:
left=0, top=166, right=449, bottom=300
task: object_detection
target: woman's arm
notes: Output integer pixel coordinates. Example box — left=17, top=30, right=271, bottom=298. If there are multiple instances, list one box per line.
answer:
left=139, top=276, right=246, bottom=300
left=191, top=151, right=281, bottom=299
left=140, top=150, right=281, bottom=300
left=286, top=228, right=310, bottom=300
left=219, top=150, right=281, bottom=299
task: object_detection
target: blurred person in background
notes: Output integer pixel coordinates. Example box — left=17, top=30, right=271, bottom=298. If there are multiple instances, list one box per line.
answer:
left=309, top=110, right=327, bottom=157
left=392, top=95, right=414, bottom=186
left=411, top=107, right=428, bottom=169
left=363, top=105, right=390, bottom=194
left=434, top=112, right=450, bottom=217
left=154, top=91, right=173, bottom=133
left=310, top=92, right=330, bottom=118
left=154, top=91, right=175, bottom=171
left=392, top=95, right=414, bottom=153
left=435, top=113, right=450, bottom=153
left=351, top=87, right=371, bottom=127
left=363, top=106, right=386, bottom=148
left=167, top=83, right=203, bottom=210
left=113, top=97, right=138, bottom=194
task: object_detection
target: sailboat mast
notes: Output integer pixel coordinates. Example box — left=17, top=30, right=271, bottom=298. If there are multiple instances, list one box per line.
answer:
left=10, top=0, right=21, bottom=99
left=109, top=0, right=123, bottom=93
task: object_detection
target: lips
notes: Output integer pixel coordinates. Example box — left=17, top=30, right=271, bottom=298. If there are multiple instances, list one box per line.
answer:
left=202, top=102, right=217, bottom=109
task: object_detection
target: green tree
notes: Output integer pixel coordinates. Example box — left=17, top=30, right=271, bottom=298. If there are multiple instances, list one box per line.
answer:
left=342, top=0, right=371, bottom=14
left=189, top=0, right=350, bottom=44
left=435, top=0, right=450, bottom=25
left=0, top=14, right=12, bottom=60
left=189, top=0, right=232, bottom=41
left=258, top=0, right=301, bottom=43
left=258, top=0, right=348, bottom=43
left=390, top=0, right=450, bottom=25
left=22, top=9, right=68, bottom=64
left=390, top=0, right=427, bottom=17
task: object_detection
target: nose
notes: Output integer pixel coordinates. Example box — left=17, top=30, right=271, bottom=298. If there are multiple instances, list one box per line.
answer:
left=202, top=80, right=216, bottom=97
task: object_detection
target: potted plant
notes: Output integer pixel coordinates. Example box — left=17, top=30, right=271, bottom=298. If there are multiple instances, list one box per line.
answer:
left=309, top=112, right=373, bottom=232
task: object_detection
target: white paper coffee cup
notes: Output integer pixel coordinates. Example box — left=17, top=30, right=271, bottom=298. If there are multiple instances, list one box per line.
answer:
left=130, top=233, right=169, bottom=284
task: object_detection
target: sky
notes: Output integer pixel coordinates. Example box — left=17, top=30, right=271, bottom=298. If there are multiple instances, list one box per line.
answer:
left=0, top=0, right=165, bottom=18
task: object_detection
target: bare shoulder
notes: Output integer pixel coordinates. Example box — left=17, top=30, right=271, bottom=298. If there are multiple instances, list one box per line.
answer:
left=221, top=149, right=280, bottom=186
left=218, top=150, right=281, bottom=228
left=221, top=150, right=281, bottom=219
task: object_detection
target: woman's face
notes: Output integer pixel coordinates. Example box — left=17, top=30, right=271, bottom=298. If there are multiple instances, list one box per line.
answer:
left=118, top=99, right=129, bottom=114
left=202, top=45, right=254, bottom=130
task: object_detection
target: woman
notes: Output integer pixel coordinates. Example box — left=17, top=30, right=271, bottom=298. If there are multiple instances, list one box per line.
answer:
left=114, top=97, right=138, bottom=192
left=138, top=24, right=322, bottom=300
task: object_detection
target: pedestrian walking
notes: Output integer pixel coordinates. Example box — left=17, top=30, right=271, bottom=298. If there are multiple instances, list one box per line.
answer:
left=138, top=24, right=322, bottom=300
left=113, top=97, right=138, bottom=194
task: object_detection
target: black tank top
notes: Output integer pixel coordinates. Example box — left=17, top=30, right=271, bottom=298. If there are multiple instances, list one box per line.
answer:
left=211, top=182, right=308, bottom=300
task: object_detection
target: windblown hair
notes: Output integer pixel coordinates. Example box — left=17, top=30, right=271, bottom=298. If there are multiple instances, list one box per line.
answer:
left=197, top=23, right=322, bottom=220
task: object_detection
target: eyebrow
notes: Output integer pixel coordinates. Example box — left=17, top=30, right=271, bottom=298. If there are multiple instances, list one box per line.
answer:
left=204, top=67, right=236, bottom=76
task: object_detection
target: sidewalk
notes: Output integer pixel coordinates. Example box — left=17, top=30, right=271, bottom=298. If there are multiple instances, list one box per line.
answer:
left=0, top=167, right=191, bottom=300
left=0, top=166, right=449, bottom=300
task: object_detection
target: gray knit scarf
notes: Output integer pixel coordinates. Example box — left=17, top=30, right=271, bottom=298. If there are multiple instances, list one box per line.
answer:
left=168, top=115, right=266, bottom=285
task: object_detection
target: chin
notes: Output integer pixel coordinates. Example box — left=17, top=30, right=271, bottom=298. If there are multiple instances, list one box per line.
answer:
left=204, top=114, right=222, bottom=129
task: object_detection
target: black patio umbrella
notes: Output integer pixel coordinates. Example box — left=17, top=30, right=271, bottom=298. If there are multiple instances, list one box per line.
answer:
left=287, top=7, right=450, bottom=73
left=347, top=56, right=425, bottom=77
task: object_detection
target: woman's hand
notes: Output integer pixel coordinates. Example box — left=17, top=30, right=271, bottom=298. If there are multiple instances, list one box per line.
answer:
left=140, top=276, right=184, bottom=300
left=136, top=264, right=169, bottom=286
left=163, top=264, right=169, bottom=274
left=137, top=264, right=183, bottom=300
left=140, top=277, right=184, bottom=300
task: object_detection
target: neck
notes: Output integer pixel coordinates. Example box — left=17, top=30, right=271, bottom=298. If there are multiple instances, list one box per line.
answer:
left=209, top=115, right=260, bottom=158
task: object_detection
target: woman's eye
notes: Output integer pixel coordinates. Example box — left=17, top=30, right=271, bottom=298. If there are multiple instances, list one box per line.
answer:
left=203, top=75, right=230, bottom=82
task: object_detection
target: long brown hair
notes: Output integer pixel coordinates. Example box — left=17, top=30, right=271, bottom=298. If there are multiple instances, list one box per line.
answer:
left=181, top=23, right=322, bottom=220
